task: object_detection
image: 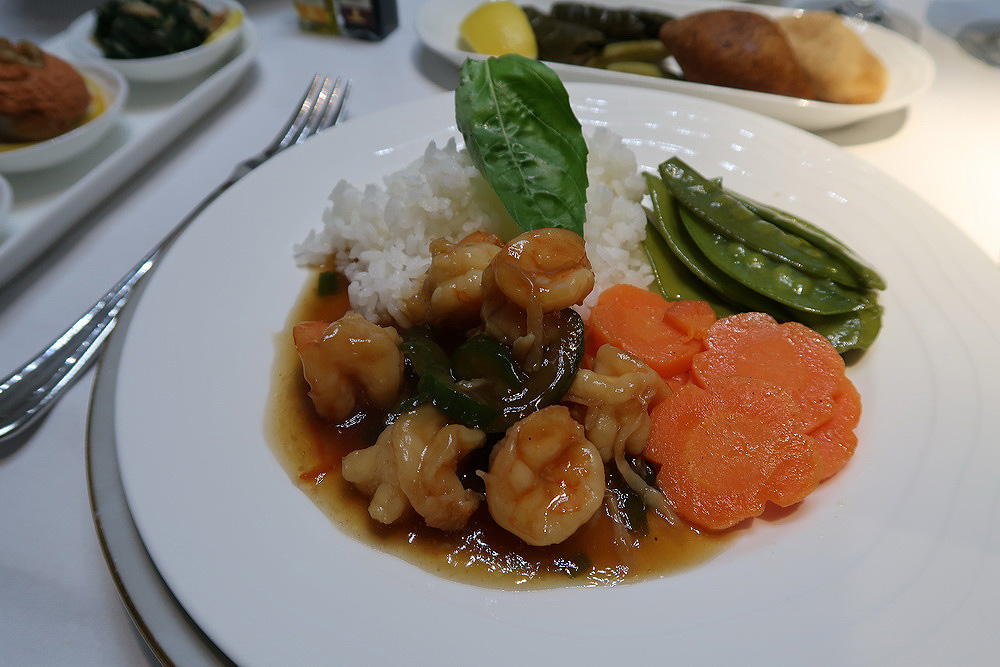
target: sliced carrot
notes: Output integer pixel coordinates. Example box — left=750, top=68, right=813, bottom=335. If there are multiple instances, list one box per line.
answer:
left=664, top=371, right=692, bottom=392
left=587, top=284, right=715, bottom=378
left=646, top=375, right=822, bottom=531
left=662, top=299, right=716, bottom=341
left=692, top=311, right=844, bottom=431
left=808, top=376, right=862, bottom=480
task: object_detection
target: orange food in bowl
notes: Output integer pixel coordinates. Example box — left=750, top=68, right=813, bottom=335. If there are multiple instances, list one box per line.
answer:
left=0, top=38, right=92, bottom=142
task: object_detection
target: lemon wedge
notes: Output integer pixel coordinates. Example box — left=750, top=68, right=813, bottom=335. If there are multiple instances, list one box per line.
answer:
left=459, top=1, right=538, bottom=59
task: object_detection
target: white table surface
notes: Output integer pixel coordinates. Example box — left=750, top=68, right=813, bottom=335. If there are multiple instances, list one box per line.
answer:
left=0, top=0, right=997, bottom=664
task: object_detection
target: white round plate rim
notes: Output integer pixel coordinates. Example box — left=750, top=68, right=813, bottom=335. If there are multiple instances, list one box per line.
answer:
left=87, top=286, right=232, bottom=667
left=0, top=61, right=127, bottom=173
left=0, top=174, right=11, bottom=227
left=65, top=0, right=245, bottom=83
left=415, top=0, right=935, bottom=131
left=112, top=83, right=1000, bottom=665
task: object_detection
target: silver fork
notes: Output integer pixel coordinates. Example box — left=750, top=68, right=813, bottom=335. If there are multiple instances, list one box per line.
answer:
left=0, top=74, right=350, bottom=442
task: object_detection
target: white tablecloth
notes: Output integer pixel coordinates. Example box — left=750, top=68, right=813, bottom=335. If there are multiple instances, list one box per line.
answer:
left=0, top=0, right=997, bottom=664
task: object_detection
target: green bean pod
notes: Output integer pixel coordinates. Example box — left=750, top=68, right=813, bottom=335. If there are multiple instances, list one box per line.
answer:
left=659, top=157, right=867, bottom=290
left=678, top=206, right=873, bottom=315
left=642, top=220, right=735, bottom=316
left=796, top=302, right=884, bottom=354
left=644, top=173, right=791, bottom=316
left=728, top=191, right=887, bottom=291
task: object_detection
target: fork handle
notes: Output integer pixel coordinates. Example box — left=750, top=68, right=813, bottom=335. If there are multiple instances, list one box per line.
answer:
left=0, top=174, right=235, bottom=442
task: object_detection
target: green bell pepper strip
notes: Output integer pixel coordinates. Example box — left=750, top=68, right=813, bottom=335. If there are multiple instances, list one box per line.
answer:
left=401, top=329, right=501, bottom=430
left=450, top=334, right=527, bottom=390
left=401, top=310, right=585, bottom=434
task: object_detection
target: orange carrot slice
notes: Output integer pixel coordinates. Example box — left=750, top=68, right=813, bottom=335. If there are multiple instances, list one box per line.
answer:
left=692, top=311, right=844, bottom=431
left=587, top=284, right=715, bottom=378
left=809, top=376, right=862, bottom=480
left=646, top=375, right=822, bottom=530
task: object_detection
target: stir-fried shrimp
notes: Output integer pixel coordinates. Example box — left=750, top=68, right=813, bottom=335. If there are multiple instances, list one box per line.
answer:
left=341, top=426, right=409, bottom=525
left=564, top=344, right=670, bottom=462
left=406, top=231, right=504, bottom=328
left=481, top=405, right=604, bottom=546
left=564, top=344, right=680, bottom=525
left=481, top=228, right=594, bottom=367
left=343, top=405, right=486, bottom=531
left=489, top=228, right=594, bottom=313
left=292, top=312, right=403, bottom=422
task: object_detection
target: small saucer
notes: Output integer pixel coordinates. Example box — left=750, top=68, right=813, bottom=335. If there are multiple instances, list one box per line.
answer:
left=0, top=61, right=128, bottom=173
left=66, top=0, right=245, bottom=83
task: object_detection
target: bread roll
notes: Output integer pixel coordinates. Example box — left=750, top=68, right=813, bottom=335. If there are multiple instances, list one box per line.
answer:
left=777, top=12, right=887, bottom=104
left=659, top=10, right=815, bottom=99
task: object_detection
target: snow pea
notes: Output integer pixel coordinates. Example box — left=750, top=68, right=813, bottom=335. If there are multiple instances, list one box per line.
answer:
left=728, top=191, right=887, bottom=291
left=659, top=158, right=867, bottom=290
left=642, top=221, right=735, bottom=317
left=797, top=302, right=884, bottom=354
left=644, top=173, right=789, bottom=317
left=678, top=206, right=872, bottom=315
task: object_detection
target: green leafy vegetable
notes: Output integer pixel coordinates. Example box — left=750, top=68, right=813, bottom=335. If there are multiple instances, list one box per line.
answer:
left=455, top=54, right=589, bottom=236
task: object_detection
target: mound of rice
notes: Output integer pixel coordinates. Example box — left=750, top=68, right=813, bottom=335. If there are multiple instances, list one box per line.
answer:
left=293, top=127, right=653, bottom=326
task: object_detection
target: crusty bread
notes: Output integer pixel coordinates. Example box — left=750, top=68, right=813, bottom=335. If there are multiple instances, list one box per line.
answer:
left=659, top=10, right=815, bottom=99
left=777, top=11, right=887, bottom=104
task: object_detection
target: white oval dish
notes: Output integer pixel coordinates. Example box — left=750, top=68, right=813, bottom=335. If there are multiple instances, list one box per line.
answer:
left=416, top=0, right=935, bottom=131
left=0, top=61, right=127, bottom=174
left=66, top=0, right=245, bottom=83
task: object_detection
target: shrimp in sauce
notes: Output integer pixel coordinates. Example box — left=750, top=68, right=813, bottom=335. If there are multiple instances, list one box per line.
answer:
left=481, top=405, right=605, bottom=546
left=292, top=312, right=403, bottom=422
left=343, top=405, right=486, bottom=531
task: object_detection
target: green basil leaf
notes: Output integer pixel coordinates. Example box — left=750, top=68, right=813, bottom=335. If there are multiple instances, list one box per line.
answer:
left=455, top=54, right=589, bottom=237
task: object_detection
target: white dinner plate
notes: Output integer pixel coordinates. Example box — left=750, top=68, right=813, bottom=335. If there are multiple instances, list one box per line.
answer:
left=416, top=0, right=935, bottom=131
left=109, top=83, right=1000, bottom=665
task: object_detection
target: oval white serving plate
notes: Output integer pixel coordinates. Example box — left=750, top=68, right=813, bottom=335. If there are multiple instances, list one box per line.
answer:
left=66, top=0, right=245, bottom=83
left=416, top=0, right=935, bottom=131
left=0, top=61, right=127, bottom=174
left=110, top=83, right=1000, bottom=665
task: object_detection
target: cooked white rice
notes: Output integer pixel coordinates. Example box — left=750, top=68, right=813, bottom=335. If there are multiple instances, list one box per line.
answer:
left=293, top=127, right=653, bottom=326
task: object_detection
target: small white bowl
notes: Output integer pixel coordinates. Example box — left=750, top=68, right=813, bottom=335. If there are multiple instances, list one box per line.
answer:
left=66, top=0, right=245, bottom=83
left=0, top=61, right=128, bottom=174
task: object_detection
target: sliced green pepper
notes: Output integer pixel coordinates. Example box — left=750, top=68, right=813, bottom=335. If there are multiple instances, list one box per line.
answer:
left=401, top=328, right=500, bottom=430
left=401, top=310, right=585, bottom=434
left=451, top=334, right=527, bottom=391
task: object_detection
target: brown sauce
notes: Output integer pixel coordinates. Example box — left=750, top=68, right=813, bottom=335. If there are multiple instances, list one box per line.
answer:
left=266, top=272, right=732, bottom=589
